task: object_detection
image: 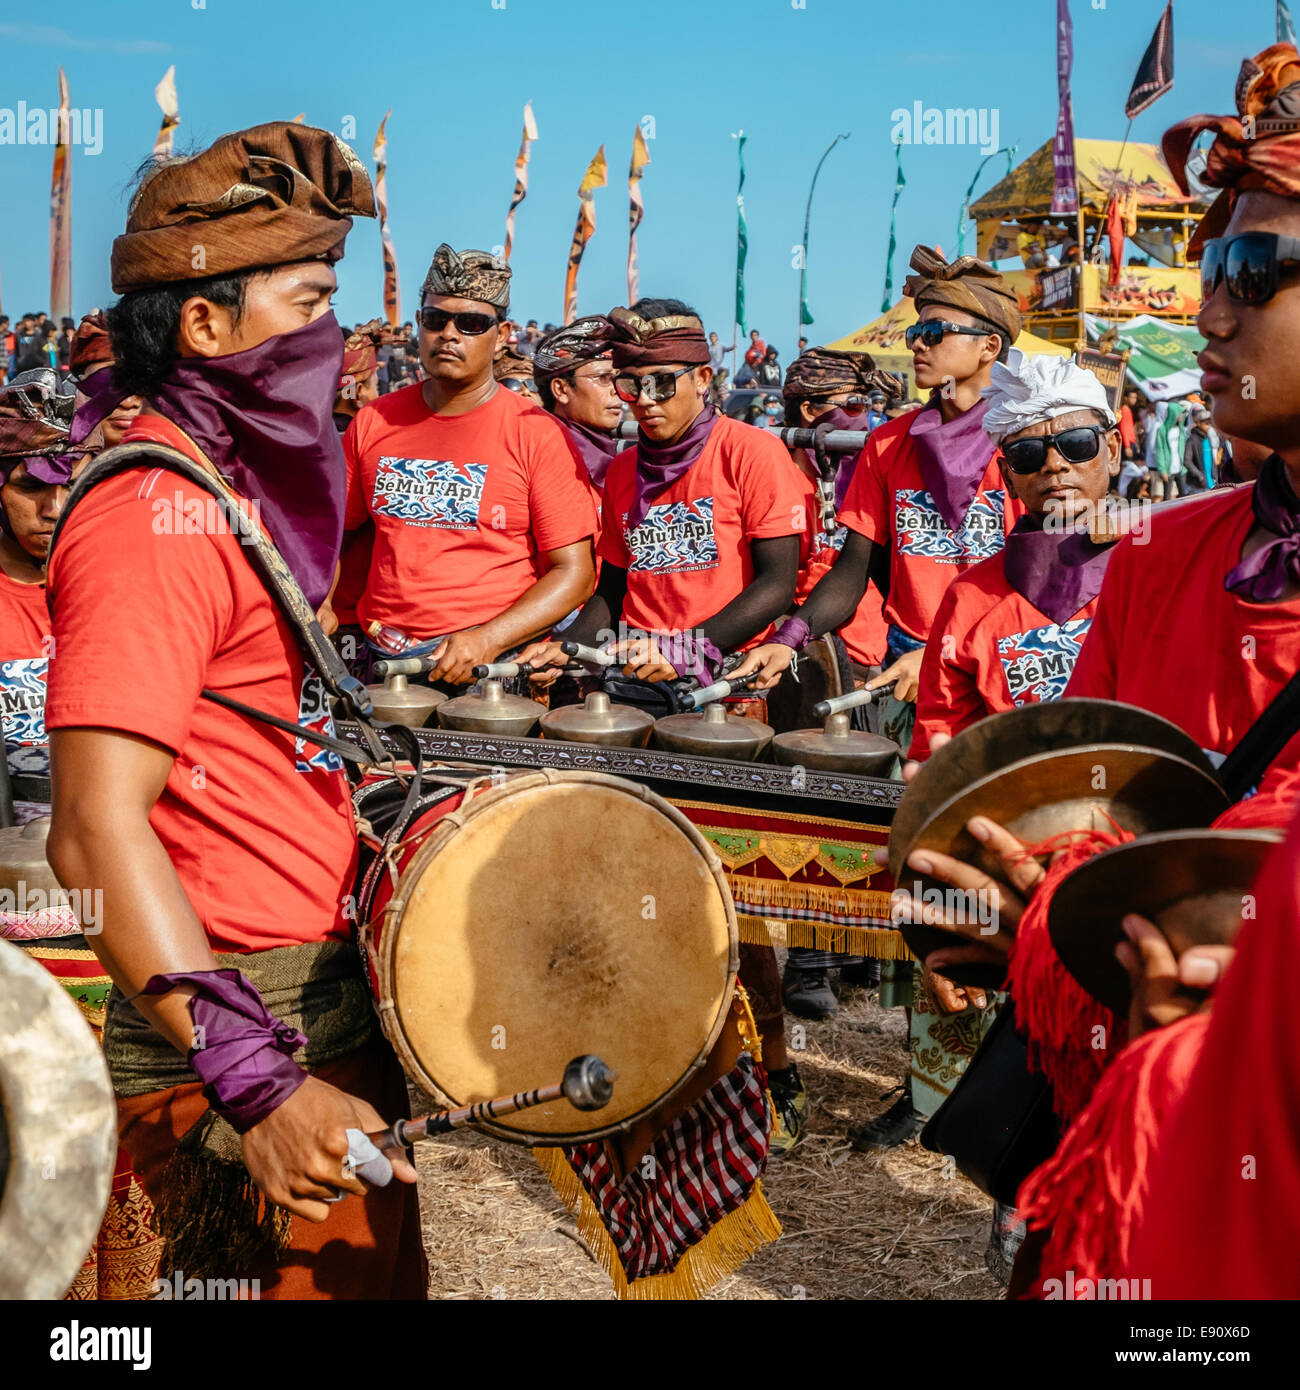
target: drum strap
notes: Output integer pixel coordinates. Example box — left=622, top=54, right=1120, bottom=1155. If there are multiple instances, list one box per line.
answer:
left=50, top=441, right=395, bottom=768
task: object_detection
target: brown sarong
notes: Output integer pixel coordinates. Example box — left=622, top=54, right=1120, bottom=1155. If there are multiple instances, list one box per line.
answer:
left=117, top=1035, right=426, bottom=1300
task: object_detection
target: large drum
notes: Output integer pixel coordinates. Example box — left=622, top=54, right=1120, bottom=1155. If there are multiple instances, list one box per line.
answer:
left=356, top=768, right=738, bottom=1145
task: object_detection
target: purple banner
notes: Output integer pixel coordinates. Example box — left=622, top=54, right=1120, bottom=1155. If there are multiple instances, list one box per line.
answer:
left=1051, top=0, right=1078, bottom=215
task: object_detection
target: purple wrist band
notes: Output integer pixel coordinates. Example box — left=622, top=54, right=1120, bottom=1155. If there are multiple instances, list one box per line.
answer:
left=774, top=617, right=813, bottom=652
left=138, top=969, right=309, bottom=1134
left=657, top=631, right=724, bottom=684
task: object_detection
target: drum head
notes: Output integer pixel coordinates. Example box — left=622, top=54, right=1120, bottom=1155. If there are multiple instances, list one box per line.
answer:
left=378, top=771, right=738, bottom=1144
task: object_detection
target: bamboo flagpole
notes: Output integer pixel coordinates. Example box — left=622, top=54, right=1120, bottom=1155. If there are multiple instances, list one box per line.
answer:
left=373, top=111, right=401, bottom=328
left=627, top=124, right=651, bottom=305
left=798, top=131, right=850, bottom=344
left=152, top=66, right=180, bottom=160
left=503, top=101, right=539, bottom=263
left=49, top=67, right=72, bottom=324
left=563, top=146, right=607, bottom=324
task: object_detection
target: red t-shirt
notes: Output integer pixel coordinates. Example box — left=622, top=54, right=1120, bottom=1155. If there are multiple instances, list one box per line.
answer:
left=0, top=572, right=53, bottom=777
left=1066, top=486, right=1300, bottom=755
left=597, top=415, right=805, bottom=646
left=838, top=412, right=1020, bottom=642
left=792, top=464, right=886, bottom=667
left=45, top=414, right=357, bottom=953
left=344, top=383, right=599, bottom=640
left=911, top=552, right=1101, bottom=761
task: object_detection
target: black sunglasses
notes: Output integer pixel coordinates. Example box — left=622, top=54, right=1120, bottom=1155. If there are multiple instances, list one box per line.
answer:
left=808, top=394, right=869, bottom=414
left=1001, top=425, right=1105, bottom=475
left=419, top=307, right=500, bottom=336
left=613, top=364, right=695, bottom=404
left=904, top=320, right=992, bottom=350
left=1200, top=232, right=1300, bottom=305
left=501, top=376, right=537, bottom=394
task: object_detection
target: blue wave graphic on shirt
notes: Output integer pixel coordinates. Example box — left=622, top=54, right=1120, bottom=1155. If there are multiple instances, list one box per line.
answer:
left=626, top=496, right=718, bottom=573
left=0, top=657, right=47, bottom=746
left=895, top=489, right=1006, bottom=564
left=295, top=670, right=344, bottom=773
left=372, top=456, right=487, bottom=530
left=997, top=617, right=1092, bottom=705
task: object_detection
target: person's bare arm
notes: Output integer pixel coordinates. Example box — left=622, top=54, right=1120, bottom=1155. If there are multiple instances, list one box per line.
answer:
left=46, top=727, right=416, bottom=1220
left=428, top=537, right=597, bottom=684
left=47, top=727, right=216, bottom=1051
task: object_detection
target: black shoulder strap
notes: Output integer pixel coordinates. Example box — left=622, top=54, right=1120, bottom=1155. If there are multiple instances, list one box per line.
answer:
left=51, top=441, right=390, bottom=767
left=1218, top=667, right=1300, bottom=803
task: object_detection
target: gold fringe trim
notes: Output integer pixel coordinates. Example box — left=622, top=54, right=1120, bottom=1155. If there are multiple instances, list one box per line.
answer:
left=533, top=1147, right=781, bottom=1300
left=736, top=913, right=915, bottom=961
left=727, top=875, right=893, bottom=918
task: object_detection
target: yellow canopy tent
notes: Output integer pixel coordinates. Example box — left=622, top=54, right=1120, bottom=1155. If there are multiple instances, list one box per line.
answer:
left=825, top=297, right=1069, bottom=397
left=969, top=138, right=1203, bottom=221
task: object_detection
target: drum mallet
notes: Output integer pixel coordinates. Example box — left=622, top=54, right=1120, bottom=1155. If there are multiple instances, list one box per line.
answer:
left=368, top=1053, right=617, bottom=1154
left=471, top=661, right=538, bottom=680
left=680, top=670, right=760, bottom=711
left=813, top=681, right=897, bottom=720
left=560, top=640, right=618, bottom=668
left=372, top=655, right=436, bottom=680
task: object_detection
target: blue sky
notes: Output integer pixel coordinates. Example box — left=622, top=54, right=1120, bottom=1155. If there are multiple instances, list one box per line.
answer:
left=0, top=1, right=1265, bottom=360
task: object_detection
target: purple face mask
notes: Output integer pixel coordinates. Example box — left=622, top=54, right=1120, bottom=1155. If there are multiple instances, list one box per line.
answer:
left=146, top=311, right=348, bottom=608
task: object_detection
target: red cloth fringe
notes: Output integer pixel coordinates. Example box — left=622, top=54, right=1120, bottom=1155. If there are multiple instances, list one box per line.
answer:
left=1015, top=1011, right=1210, bottom=1298
left=1005, top=827, right=1132, bottom=1122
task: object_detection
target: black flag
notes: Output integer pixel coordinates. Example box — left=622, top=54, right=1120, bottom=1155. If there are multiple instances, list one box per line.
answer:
left=1125, top=2, right=1174, bottom=117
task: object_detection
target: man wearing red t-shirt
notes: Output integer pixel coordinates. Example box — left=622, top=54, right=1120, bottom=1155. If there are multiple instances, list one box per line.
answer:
left=733, top=247, right=1024, bottom=761
left=910, top=350, right=1121, bottom=762
left=0, top=372, right=83, bottom=806
left=343, top=243, right=597, bottom=687
left=43, top=124, right=425, bottom=1300
left=781, top=348, right=889, bottom=671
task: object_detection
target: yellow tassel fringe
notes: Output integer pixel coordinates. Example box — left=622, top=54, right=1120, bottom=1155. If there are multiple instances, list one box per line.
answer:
left=533, top=1146, right=782, bottom=1300
left=736, top=912, right=915, bottom=960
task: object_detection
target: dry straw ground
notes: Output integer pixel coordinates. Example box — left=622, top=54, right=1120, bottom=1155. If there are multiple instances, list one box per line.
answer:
left=414, top=973, right=1004, bottom=1301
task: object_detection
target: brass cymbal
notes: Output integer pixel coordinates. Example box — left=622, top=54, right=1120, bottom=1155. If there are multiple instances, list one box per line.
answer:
left=0, top=939, right=116, bottom=1299
left=894, top=745, right=1230, bottom=981
left=890, top=698, right=1219, bottom=881
left=1048, top=828, right=1280, bottom=1015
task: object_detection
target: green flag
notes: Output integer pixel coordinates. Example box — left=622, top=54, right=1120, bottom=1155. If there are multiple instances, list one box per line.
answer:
left=882, top=142, right=906, bottom=313
left=735, top=132, right=748, bottom=336
left=1280, top=0, right=1297, bottom=45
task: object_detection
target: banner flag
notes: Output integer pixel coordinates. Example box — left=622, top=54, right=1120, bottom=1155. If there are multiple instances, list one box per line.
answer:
left=627, top=124, right=651, bottom=305
left=563, top=145, right=608, bottom=325
left=373, top=111, right=401, bottom=327
left=504, top=101, right=539, bottom=263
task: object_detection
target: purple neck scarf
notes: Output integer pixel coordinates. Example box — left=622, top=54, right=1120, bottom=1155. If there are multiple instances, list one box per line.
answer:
left=1002, top=514, right=1113, bottom=626
left=809, top=407, right=869, bottom=511
left=626, top=401, right=719, bottom=531
left=562, top=418, right=621, bottom=489
left=908, top=396, right=997, bottom=534
left=1224, top=454, right=1300, bottom=602
left=147, top=312, right=347, bottom=608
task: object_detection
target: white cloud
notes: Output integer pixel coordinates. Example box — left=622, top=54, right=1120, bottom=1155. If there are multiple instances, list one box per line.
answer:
left=0, top=22, right=170, bottom=56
